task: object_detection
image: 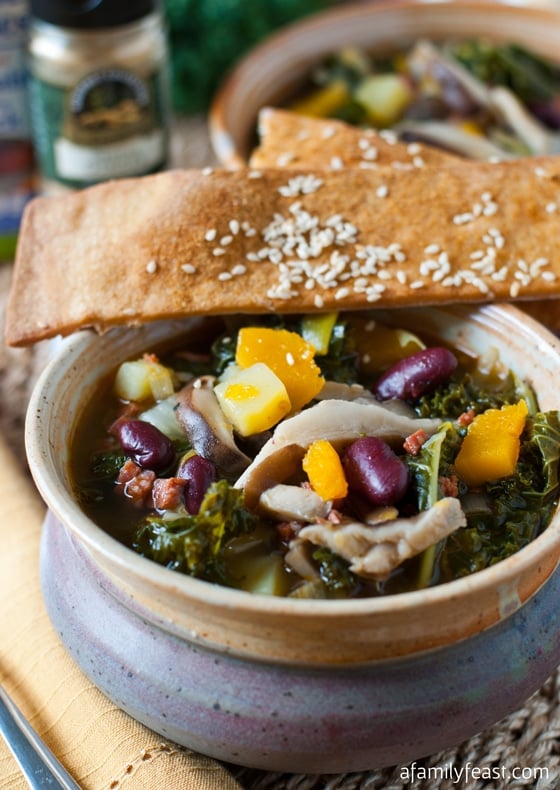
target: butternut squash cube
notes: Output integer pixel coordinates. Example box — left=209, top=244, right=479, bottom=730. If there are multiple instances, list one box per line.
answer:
left=454, top=399, right=528, bottom=487
left=303, top=439, right=348, bottom=501
left=236, top=327, right=324, bottom=412
left=214, top=362, right=291, bottom=437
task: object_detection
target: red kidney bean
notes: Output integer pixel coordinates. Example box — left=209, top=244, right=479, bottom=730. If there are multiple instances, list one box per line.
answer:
left=178, top=454, right=217, bottom=514
left=373, top=346, right=457, bottom=401
left=343, top=437, right=409, bottom=506
left=115, top=419, right=175, bottom=471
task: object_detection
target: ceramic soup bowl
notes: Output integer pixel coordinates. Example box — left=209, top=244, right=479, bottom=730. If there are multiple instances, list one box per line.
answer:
left=26, top=303, right=560, bottom=772
left=209, top=0, right=560, bottom=167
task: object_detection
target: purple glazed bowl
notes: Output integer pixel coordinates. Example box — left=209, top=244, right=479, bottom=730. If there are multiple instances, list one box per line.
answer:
left=25, top=303, right=560, bottom=772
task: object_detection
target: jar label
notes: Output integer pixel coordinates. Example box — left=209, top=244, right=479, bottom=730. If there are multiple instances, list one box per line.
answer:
left=29, top=65, right=169, bottom=189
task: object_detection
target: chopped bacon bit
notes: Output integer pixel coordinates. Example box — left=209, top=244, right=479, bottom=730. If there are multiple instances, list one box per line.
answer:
left=152, top=477, right=187, bottom=510
left=457, top=408, right=476, bottom=427
left=276, top=522, right=300, bottom=544
left=439, top=474, right=459, bottom=498
left=143, top=352, right=160, bottom=364
left=117, top=458, right=142, bottom=484
left=403, top=429, right=429, bottom=456
left=116, top=459, right=155, bottom=506
left=328, top=508, right=344, bottom=524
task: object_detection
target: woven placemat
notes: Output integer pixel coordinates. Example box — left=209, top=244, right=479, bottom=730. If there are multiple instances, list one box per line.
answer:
left=1, top=115, right=559, bottom=790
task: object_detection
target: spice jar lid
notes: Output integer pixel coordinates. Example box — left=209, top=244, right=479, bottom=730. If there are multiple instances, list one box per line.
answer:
left=29, top=0, right=158, bottom=28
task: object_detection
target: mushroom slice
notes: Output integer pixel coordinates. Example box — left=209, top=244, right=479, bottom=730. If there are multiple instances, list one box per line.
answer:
left=174, top=375, right=251, bottom=477
left=259, top=483, right=330, bottom=522
left=488, top=86, right=560, bottom=155
left=407, top=39, right=491, bottom=112
left=235, top=399, right=440, bottom=507
left=397, top=119, right=513, bottom=159
left=295, top=497, right=466, bottom=581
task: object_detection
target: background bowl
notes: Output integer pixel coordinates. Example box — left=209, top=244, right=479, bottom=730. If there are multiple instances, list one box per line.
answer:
left=26, top=304, right=560, bottom=771
left=209, top=0, right=560, bottom=167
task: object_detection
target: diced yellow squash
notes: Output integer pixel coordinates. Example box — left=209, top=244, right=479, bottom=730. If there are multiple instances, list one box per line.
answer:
left=454, top=400, right=528, bottom=487
left=303, top=439, right=348, bottom=501
left=301, top=312, right=338, bottom=355
left=353, top=73, right=412, bottom=127
left=114, top=357, right=175, bottom=402
left=236, top=327, right=324, bottom=412
left=349, top=317, right=425, bottom=375
left=289, top=79, right=350, bottom=118
left=214, top=362, right=291, bottom=436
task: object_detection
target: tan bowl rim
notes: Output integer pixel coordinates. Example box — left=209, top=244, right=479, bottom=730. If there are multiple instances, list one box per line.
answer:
left=209, top=0, right=560, bottom=168
left=25, top=303, right=560, bottom=621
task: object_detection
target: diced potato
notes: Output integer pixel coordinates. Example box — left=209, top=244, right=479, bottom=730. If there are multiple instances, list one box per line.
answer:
left=114, top=357, right=175, bottom=402
left=303, top=439, right=348, bottom=501
left=354, top=73, right=412, bottom=127
left=214, top=362, right=291, bottom=436
left=301, top=312, right=338, bottom=355
left=236, top=326, right=324, bottom=412
left=238, top=554, right=288, bottom=596
left=454, top=400, right=528, bottom=487
left=289, top=79, right=350, bottom=118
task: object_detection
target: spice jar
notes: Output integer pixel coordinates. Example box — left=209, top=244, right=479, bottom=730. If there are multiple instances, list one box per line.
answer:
left=0, top=0, right=35, bottom=260
left=27, top=0, right=171, bottom=193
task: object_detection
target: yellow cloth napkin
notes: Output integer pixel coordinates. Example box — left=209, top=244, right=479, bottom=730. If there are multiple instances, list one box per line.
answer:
left=0, top=435, right=241, bottom=790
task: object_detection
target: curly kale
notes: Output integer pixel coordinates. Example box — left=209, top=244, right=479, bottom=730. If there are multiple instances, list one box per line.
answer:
left=313, top=319, right=360, bottom=384
left=450, top=41, right=560, bottom=104
left=311, top=546, right=360, bottom=598
left=414, top=370, right=526, bottom=420
left=133, top=480, right=257, bottom=583
left=438, top=410, right=560, bottom=582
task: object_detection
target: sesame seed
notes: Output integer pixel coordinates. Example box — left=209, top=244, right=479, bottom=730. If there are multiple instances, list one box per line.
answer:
left=534, top=167, right=547, bottom=178
left=410, top=280, right=425, bottom=289
left=202, top=166, right=213, bottom=176
left=231, top=264, right=247, bottom=276
left=220, top=235, right=233, bottom=246
left=412, top=155, right=425, bottom=168
left=248, top=170, right=262, bottom=179
left=376, top=185, right=389, bottom=198
left=407, top=143, right=421, bottom=155
left=146, top=259, right=157, bottom=274
left=546, top=202, right=557, bottom=214
left=330, top=156, right=344, bottom=170
left=314, top=294, right=324, bottom=308
left=286, top=352, right=295, bottom=366
left=218, top=271, right=232, bottom=281
left=181, top=263, right=196, bottom=274
left=229, top=219, right=240, bottom=234
left=213, top=247, right=226, bottom=256
left=321, top=126, right=336, bottom=139
left=205, top=229, right=217, bottom=242
left=276, top=152, right=295, bottom=166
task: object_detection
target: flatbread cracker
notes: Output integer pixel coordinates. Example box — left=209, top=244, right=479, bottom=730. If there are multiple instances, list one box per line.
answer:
left=6, top=161, right=560, bottom=346
left=250, top=107, right=460, bottom=171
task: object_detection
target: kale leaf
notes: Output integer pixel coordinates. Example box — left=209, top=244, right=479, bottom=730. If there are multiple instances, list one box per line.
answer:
left=439, top=410, right=560, bottom=582
left=311, top=546, right=360, bottom=597
left=414, top=370, right=525, bottom=420
left=133, top=480, right=257, bottom=583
